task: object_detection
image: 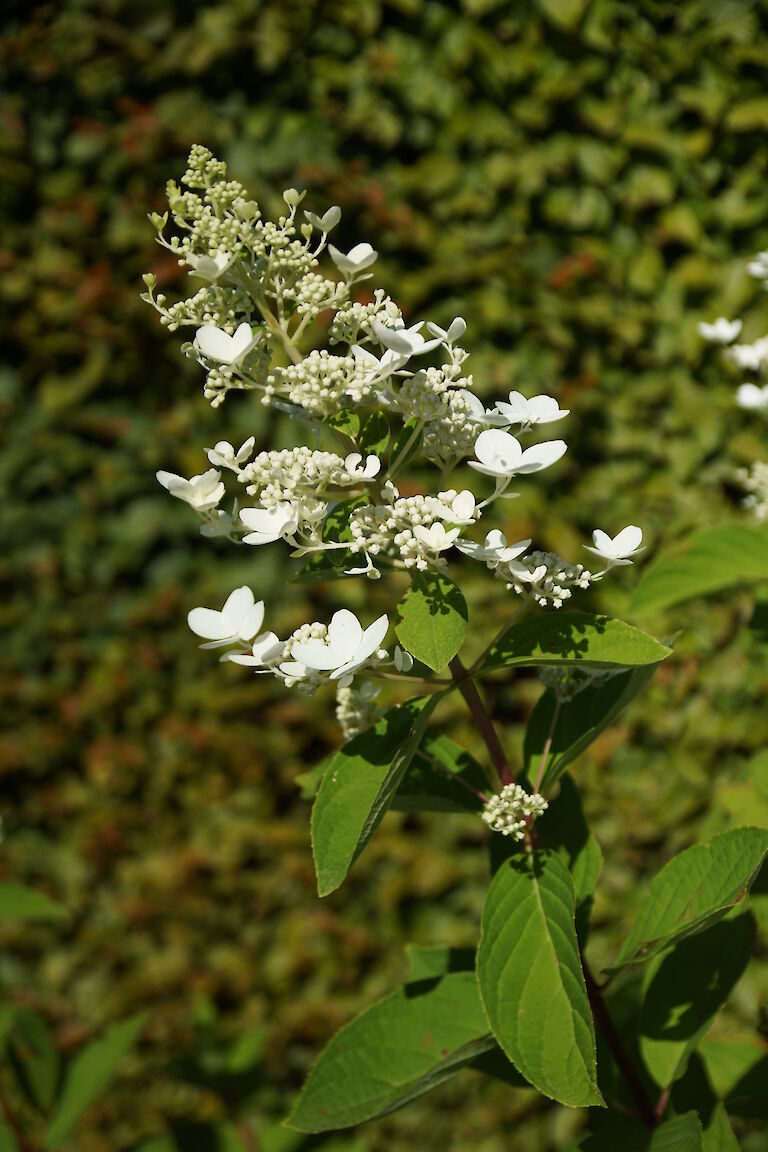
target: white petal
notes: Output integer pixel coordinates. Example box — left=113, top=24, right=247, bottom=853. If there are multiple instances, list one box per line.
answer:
left=221, top=586, right=255, bottom=628
left=591, top=529, right=614, bottom=553
left=356, top=614, right=389, bottom=662
left=292, top=639, right=344, bottom=671
left=451, top=490, right=475, bottom=520
left=517, top=440, right=567, bottom=472
left=196, top=326, right=235, bottom=362
left=188, top=607, right=231, bottom=640
left=327, top=609, right=364, bottom=658
left=612, top=525, right=643, bottom=554
left=239, top=601, right=266, bottom=641
left=231, top=322, right=255, bottom=359
left=474, top=429, right=522, bottom=468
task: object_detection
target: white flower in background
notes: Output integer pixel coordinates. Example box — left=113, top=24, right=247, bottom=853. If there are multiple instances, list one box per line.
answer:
left=196, top=323, right=261, bottom=365
left=469, top=429, right=567, bottom=478
left=413, top=522, right=461, bottom=553
left=394, top=646, right=414, bottom=672
left=351, top=343, right=411, bottom=383
left=728, top=338, right=768, bottom=372
left=494, top=391, right=569, bottom=427
left=157, top=467, right=225, bottom=511
left=370, top=319, right=442, bottom=357
left=748, top=251, right=768, bottom=280
left=482, top=783, right=548, bottom=840
left=456, top=530, right=531, bottom=568
left=329, top=242, right=378, bottom=277
left=584, top=525, right=644, bottom=566
left=426, top=316, right=467, bottom=344
left=292, top=610, right=389, bottom=683
left=343, top=453, right=382, bottom=480
left=736, top=383, right=768, bottom=411
left=698, top=317, right=742, bottom=345
left=458, top=389, right=509, bottom=426
left=240, top=502, right=299, bottom=545
left=187, top=252, right=235, bottom=281
left=227, top=631, right=285, bottom=669
left=188, top=587, right=266, bottom=649
left=206, top=438, right=255, bottom=470
left=432, top=489, right=477, bottom=525
left=304, top=205, right=341, bottom=232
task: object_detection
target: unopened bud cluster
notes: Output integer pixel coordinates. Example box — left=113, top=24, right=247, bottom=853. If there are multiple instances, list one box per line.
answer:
left=482, top=785, right=549, bottom=840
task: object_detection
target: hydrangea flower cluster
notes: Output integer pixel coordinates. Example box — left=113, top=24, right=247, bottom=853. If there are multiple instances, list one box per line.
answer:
left=147, top=148, right=643, bottom=738
left=699, top=256, right=768, bottom=520
left=481, top=783, right=549, bottom=839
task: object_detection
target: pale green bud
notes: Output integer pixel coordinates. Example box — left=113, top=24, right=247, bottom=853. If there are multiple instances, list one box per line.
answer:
left=282, top=188, right=306, bottom=208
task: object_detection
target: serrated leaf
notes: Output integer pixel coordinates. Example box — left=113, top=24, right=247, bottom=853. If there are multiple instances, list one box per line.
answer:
left=524, top=663, right=661, bottom=794
left=311, top=695, right=441, bottom=896
left=613, top=828, right=768, bottom=969
left=640, top=912, right=753, bottom=1089
left=288, top=972, right=495, bottom=1132
left=477, top=850, right=602, bottom=1107
left=536, top=775, right=603, bottom=942
left=359, top=411, right=389, bottom=457
left=392, top=733, right=489, bottom=813
left=394, top=572, right=468, bottom=673
left=631, top=524, right=768, bottom=615
left=45, top=1014, right=145, bottom=1149
left=0, top=883, right=68, bottom=923
left=480, top=612, right=671, bottom=675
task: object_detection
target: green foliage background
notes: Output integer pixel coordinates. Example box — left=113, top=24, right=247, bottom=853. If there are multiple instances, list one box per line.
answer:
left=2, top=1, right=768, bottom=1147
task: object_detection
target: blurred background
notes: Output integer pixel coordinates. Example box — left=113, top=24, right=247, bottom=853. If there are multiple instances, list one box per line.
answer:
left=3, top=1, right=768, bottom=1148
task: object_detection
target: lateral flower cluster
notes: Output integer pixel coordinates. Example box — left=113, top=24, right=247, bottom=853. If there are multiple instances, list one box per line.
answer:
left=148, top=147, right=642, bottom=733
left=699, top=254, right=768, bottom=521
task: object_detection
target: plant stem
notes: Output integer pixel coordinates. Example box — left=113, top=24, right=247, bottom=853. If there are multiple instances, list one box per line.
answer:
left=449, top=657, right=514, bottom=788
left=581, top=953, right=656, bottom=1130
left=533, top=697, right=560, bottom=793
left=253, top=294, right=303, bottom=364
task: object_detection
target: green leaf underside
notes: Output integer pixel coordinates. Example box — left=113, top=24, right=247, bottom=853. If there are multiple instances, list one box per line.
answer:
left=536, top=776, right=603, bottom=942
left=581, top=1112, right=703, bottom=1152
left=359, top=411, right=389, bottom=457
left=481, top=612, right=671, bottom=675
left=613, top=827, right=768, bottom=969
left=324, top=409, right=360, bottom=441
left=0, top=883, right=68, bottom=923
left=288, top=972, right=495, bottom=1133
left=702, top=1104, right=740, bottom=1152
left=311, top=695, right=440, bottom=896
left=700, top=1033, right=768, bottom=1120
left=8, top=1008, right=60, bottom=1114
left=392, top=733, right=488, bottom=813
left=394, top=572, right=468, bottom=673
left=525, top=663, right=660, bottom=794
left=640, top=912, right=754, bottom=1089
left=388, top=418, right=423, bottom=472
left=477, top=850, right=602, bottom=1108
left=45, top=1014, right=145, bottom=1149
left=631, top=523, right=768, bottom=615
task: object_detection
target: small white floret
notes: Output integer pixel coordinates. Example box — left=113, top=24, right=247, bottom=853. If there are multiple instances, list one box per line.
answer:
left=584, top=525, right=644, bottom=566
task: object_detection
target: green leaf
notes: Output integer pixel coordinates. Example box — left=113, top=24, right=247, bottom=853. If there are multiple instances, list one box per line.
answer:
left=8, top=1008, right=60, bottom=1114
left=45, top=1014, right=145, bottom=1149
left=359, top=411, right=389, bottom=457
left=477, top=850, right=602, bottom=1107
left=394, top=572, right=468, bottom=673
left=288, top=971, right=495, bottom=1132
left=524, top=663, right=661, bottom=794
left=613, top=827, right=768, bottom=969
left=480, top=612, right=671, bottom=675
left=631, top=524, right=768, bottom=615
left=536, top=775, right=603, bottom=942
left=700, top=1033, right=768, bottom=1120
left=580, top=1112, right=703, bottom=1152
left=405, top=944, right=476, bottom=982
left=640, top=912, right=754, bottom=1088
left=702, top=1105, right=740, bottom=1152
left=311, top=695, right=441, bottom=896
left=0, top=1123, right=20, bottom=1152
left=392, top=733, right=488, bottom=813
left=325, top=408, right=360, bottom=441
left=0, top=883, right=68, bottom=923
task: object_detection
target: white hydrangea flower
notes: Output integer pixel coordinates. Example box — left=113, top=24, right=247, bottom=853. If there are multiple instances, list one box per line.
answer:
left=456, top=530, right=531, bottom=568
left=584, top=526, right=644, bottom=567
left=369, top=318, right=442, bottom=357
left=426, top=316, right=467, bottom=344
left=494, top=391, right=569, bottom=427
left=482, top=784, right=548, bottom=840
left=188, top=587, right=266, bottom=649
left=698, top=318, right=742, bottom=345
left=206, top=438, right=255, bottom=470
left=329, top=242, right=378, bottom=277
left=240, top=502, right=299, bottom=545
left=413, top=522, right=461, bottom=553
left=736, top=383, right=768, bottom=411
left=748, top=251, right=768, bottom=279
left=727, top=337, right=768, bottom=372
left=304, top=205, right=341, bottom=232
left=227, top=631, right=285, bottom=669
left=291, top=610, right=389, bottom=684
left=157, top=467, right=225, bottom=511
left=196, top=323, right=261, bottom=365
left=187, top=252, right=235, bottom=281
left=469, top=429, right=567, bottom=478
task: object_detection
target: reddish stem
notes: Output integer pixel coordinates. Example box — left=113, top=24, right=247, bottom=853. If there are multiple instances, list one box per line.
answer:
left=449, top=658, right=515, bottom=786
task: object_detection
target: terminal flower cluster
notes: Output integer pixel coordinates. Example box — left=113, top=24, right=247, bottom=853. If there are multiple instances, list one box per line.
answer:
left=148, top=147, right=643, bottom=736
left=481, top=784, right=548, bottom=840
left=699, top=254, right=768, bottom=521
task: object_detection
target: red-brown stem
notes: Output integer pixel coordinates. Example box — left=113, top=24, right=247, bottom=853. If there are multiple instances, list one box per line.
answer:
left=582, top=953, right=656, bottom=1130
left=0, top=1088, right=33, bottom=1152
left=655, top=1086, right=671, bottom=1122
left=449, top=658, right=515, bottom=786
